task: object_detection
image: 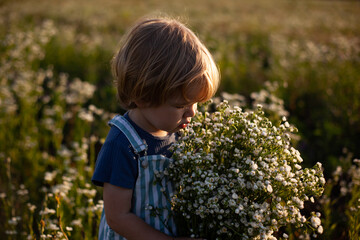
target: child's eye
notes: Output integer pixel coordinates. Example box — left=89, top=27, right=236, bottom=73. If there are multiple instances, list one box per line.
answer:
left=175, top=106, right=185, bottom=109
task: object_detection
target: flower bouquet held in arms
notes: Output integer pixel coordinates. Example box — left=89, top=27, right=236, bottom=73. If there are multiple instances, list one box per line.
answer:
left=167, top=100, right=325, bottom=240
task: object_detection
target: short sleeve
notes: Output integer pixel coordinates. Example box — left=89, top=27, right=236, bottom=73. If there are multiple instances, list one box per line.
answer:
left=91, top=126, right=138, bottom=189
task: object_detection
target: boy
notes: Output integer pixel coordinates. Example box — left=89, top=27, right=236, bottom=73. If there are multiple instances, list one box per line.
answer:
left=92, top=16, right=220, bottom=240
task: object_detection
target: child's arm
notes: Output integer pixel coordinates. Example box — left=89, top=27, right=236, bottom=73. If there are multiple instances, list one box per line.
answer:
left=104, top=183, right=195, bottom=240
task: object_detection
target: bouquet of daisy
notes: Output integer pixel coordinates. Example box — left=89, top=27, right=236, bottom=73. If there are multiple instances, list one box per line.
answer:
left=168, top=100, right=325, bottom=240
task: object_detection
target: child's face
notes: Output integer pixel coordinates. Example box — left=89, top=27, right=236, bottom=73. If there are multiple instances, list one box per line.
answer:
left=131, top=90, right=199, bottom=137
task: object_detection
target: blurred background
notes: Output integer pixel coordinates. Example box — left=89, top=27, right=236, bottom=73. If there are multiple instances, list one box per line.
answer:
left=0, top=0, right=359, bottom=239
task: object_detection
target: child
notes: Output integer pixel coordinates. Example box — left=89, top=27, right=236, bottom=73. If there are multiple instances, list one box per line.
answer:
left=92, top=16, right=220, bottom=240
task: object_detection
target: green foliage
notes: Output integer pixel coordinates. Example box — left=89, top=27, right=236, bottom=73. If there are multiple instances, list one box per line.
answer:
left=0, top=21, right=108, bottom=239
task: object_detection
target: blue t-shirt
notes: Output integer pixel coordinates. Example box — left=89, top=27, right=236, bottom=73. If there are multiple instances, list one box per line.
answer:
left=92, top=113, right=177, bottom=189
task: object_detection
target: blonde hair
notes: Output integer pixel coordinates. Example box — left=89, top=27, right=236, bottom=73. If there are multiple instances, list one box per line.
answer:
left=112, top=17, right=220, bottom=109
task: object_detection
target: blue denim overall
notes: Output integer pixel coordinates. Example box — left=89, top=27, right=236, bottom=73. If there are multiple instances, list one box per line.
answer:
left=98, top=115, right=176, bottom=239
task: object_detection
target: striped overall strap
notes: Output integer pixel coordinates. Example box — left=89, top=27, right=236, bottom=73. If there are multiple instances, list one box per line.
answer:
left=101, top=115, right=176, bottom=238
left=108, top=115, right=147, bottom=154
left=98, top=115, right=148, bottom=240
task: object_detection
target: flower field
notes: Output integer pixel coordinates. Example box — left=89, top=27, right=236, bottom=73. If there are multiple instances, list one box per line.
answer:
left=0, top=0, right=359, bottom=239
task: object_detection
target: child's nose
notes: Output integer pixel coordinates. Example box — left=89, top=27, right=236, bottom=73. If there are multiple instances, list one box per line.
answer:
left=185, top=103, right=197, bottom=118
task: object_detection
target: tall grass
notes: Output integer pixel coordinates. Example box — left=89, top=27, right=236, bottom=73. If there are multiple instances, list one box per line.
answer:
left=0, top=21, right=108, bottom=239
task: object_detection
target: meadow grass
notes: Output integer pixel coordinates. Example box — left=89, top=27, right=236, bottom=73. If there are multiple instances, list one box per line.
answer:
left=0, top=0, right=360, bottom=239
